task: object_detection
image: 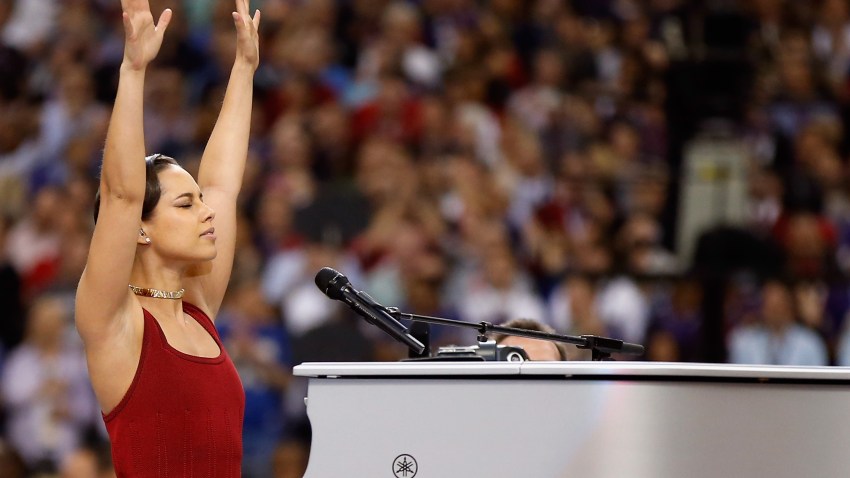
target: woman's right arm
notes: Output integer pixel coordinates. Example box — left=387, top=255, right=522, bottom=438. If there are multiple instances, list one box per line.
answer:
left=75, top=1, right=172, bottom=342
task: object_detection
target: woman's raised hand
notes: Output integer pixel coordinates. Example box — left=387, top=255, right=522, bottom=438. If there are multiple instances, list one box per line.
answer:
left=232, top=0, right=261, bottom=70
left=121, top=0, right=172, bottom=71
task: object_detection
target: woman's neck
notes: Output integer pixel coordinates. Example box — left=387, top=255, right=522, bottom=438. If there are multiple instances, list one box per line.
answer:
left=130, top=260, right=189, bottom=322
left=130, top=256, right=186, bottom=295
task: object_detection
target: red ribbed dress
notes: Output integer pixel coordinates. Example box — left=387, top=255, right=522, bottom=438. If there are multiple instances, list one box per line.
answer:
left=103, top=302, right=245, bottom=477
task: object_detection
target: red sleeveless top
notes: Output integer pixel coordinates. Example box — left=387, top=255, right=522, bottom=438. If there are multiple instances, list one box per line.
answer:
left=103, top=302, right=245, bottom=477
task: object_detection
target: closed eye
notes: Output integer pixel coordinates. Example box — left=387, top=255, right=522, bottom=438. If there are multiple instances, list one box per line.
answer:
left=174, top=191, right=203, bottom=207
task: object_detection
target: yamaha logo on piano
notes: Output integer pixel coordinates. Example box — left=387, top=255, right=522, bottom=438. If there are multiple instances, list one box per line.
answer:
left=392, top=454, right=418, bottom=477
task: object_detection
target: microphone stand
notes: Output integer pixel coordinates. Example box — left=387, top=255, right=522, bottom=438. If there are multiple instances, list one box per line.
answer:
left=384, top=307, right=644, bottom=361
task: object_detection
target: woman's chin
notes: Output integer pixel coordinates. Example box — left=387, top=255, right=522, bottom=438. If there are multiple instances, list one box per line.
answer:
left=185, top=249, right=217, bottom=264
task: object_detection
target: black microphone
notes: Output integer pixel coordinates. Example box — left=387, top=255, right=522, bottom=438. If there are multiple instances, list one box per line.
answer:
left=315, top=267, right=426, bottom=354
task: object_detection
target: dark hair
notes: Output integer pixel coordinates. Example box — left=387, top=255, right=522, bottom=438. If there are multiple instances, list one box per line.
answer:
left=490, top=318, right=569, bottom=361
left=93, top=154, right=180, bottom=224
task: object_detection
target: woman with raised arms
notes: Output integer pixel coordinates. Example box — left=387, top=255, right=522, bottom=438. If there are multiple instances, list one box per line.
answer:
left=74, top=1, right=260, bottom=475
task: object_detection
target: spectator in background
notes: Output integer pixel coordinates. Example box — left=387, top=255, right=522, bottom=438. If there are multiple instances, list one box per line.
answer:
left=0, top=438, right=26, bottom=478
left=645, top=278, right=704, bottom=362
left=614, top=212, right=679, bottom=276
left=217, top=279, right=293, bottom=478
left=0, top=215, right=24, bottom=352
left=507, top=47, right=565, bottom=135
left=398, top=247, right=468, bottom=348
left=457, top=241, right=547, bottom=326
left=351, top=71, right=423, bottom=146
left=835, top=318, right=850, bottom=366
left=1, top=295, right=96, bottom=474
left=0, top=0, right=58, bottom=56
left=272, top=437, right=310, bottom=478
left=263, top=234, right=361, bottom=337
left=548, top=273, right=609, bottom=360
left=498, top=125, right=554, bottom=232
left=143, top=67, right=196, bottom=156
left=811, top=0, right=850, bottom=92
left=767, top=28, right=839, bottom=142
left=36, top=62, right=108, bottom=186
left=0, top=99, right=45, bottom=209
left=360, top=1, right=442, bottom=90
left=772, top=211, right=839, bottom=279
left=595, top=272, right=651, bottom=346
left=4, top=185, right=64, bottom=298
left=728, top=279, right=828, bottom=366
left=58, top=443, right=115, bottom=478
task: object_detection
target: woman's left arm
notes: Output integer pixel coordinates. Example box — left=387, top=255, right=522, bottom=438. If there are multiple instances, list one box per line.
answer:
left=185, top=0, right=260, bottom=317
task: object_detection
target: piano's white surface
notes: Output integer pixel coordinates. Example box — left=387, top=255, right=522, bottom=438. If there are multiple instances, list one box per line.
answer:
left=295, top=362, right=850, bottom=477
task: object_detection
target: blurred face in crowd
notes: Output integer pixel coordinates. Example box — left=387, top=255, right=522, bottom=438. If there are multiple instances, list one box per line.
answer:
left=567, top=275, right=596, bottom=319
left=780, top=60, right=815, bottom=98
left=271, top=118, right=312, bottom=169
left=533, top=49, right=565, bottom=87
left=57, top=231, right=90, bottom=285
left=0, top=441, right=25, bottom=478
left=27, top=296, right=67, bottom=349
left=752, top=0, right=782, bottom=22
left=233, top=280, right=275, bottom=324
left=311, top=103, right=351, bottom=152
left=510, top=133, right=545, bottom=176
left=356, top=139, right=413, bottom=202
left=786, top=213, right=826, bottom=259
left=256, top=185, right=294, bottom=243
left=32, top=186, right=64, bottom=232
left=382, top=2, right=420, bottom=46
left=141, top=166, right=217, bottom=264
left=761, top=281, right=795, bottom=330
left=60, top=448, right=98, bottom=478
left=0, top=216, right=8, bottom=254
left=377, top=75, right=408, bottom=113
left=289, top=28, right=332, bottom=76
left=146, top=68, right=186, bottom=115
left=59, top=64, right=96, bottom=114
left=620, top=213, right=661, bottom=272
left=820, top=0, right=849, bottom=28
left=646, top=330, right=680, bottom=362
left=484, top=248, right=517, bottom=289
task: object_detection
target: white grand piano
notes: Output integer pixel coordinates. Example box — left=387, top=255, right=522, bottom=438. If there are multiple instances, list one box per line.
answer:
left=293, top=361, right=850, bottom=477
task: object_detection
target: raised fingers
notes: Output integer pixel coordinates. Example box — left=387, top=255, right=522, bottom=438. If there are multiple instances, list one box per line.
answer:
left=234, top=0, right=260, bottom=29
left=156, top=8, right=173, bottom=33
left=234, top=0, right=249, bottom=18
left=121, top=0, right=152, bottom=14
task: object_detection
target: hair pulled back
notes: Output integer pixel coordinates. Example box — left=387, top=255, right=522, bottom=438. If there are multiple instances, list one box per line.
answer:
left=93, top=154, right=180, bottom=224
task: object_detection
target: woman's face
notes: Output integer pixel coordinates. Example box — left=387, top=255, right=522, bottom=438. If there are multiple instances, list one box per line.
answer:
left=142, top=166, right=217, bottom=263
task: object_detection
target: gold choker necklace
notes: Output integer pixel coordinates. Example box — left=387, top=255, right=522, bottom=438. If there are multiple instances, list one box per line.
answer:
left=128, top=284, right=185, bottom=299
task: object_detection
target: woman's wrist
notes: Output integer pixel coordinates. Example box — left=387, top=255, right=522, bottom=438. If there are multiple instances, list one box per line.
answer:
left=120, top=60, right=148, bottom=74
left=232, top=57, right=258, bottom=73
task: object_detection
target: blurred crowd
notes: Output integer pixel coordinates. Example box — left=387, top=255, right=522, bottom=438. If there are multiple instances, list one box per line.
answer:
left=5, top=0, right=850, bottom=476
